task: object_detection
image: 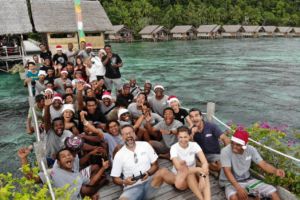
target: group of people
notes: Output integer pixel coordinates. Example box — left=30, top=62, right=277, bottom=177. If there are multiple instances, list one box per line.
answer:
left=18, top=42, right=285, bottom=200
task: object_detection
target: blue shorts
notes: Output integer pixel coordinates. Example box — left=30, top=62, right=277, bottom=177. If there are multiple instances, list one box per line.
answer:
left=120, top=176, right=158, bottom=200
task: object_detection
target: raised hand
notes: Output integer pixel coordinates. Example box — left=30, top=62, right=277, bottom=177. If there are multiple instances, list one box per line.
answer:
left=18, top=147, right=31, bottom=159
left=44, top=93, right=52, bottom=107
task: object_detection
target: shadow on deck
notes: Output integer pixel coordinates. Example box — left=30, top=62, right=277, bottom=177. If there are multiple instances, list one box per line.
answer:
left=99, top=159, right=226, bottom=200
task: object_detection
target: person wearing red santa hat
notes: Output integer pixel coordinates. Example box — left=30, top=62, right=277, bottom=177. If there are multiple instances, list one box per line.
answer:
left=53, top=44, right=68, bottom=67
left=167, top=95, right=192, bottom=126
left=220, top=129, right=285, bottom=200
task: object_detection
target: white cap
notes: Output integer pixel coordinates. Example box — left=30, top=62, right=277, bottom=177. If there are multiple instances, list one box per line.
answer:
left=38, top=70, right=47, bottom=77
left=44, top=88, right=54, bottom=94
left=61, top=104, right=75, bottom=113
left=154, top=85, right=164, bottom=91
left=118, top=108, right=129, bottom=119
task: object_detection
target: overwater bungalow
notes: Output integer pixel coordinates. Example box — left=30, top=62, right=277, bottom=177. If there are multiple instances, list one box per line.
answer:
left=220, top=25, right=244, bottom=38
left=276, top=27, right=295, bottom=37
left=30, top=0, right=112, bottom=51
left=170, top=25, right=197, bottom=40
left=139, top=25, right=169, bottom=41
left=197, top=25, right=221, bottom=39
left=293, top=27, right=300, bottom=37
left=260, top=26, right=279, bottom=37
left=0, top=0, right=32, bottom=72
left=105, top=25, right=133, bottom=42
left=242, top=26, right=264, bottom=38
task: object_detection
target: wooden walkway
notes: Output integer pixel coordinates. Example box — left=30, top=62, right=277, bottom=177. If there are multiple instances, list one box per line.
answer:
left=99, top=159, right=226, bottom=200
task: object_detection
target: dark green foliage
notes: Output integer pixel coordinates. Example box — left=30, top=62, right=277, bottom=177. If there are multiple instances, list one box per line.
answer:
left=100, top=0, right=300, bottom=34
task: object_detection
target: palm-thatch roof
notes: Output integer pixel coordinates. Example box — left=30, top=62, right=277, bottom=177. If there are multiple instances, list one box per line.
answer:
left=242, top=25, right=262, bottom=32
left=222, top=25, right=243, bottom=33
left=0, top=0, right=32, bottom=35
left=139, top=25, right=160, bottom=34
left=170, top=25, right=195, bottom=33
left=294, top=27, right=300, bottom=33
left=152, top=26, right=169, bottom=34
left=262, top=26, right=278, bottom=33
left=197, top=25, right=220, bottom=33
left=31, top=0, right=112, bottom=33
left=277, top=27, right=293, bottom=33
left=106, top=25, right=132, bottom=34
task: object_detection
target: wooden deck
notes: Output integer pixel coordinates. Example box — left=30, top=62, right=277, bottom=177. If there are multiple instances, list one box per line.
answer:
left=99, top=159, right=226, bottom=200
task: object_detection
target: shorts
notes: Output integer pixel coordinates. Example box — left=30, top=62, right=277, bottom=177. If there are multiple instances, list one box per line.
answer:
left=150, top=140, right=170, bottom=154
left=205, top=154, right=220, bottom=163
left=104, top=77, right=122, bottom=91
left=225, top=178, right=276, bottom=199
left=120, top=176, right=158, bottom=200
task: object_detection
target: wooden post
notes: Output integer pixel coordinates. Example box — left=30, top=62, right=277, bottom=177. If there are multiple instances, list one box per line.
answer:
left=207, top=102, right=215, bottom=122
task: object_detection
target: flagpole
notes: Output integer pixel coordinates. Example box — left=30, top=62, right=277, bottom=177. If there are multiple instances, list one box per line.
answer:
left=74, top=0, right=86, bottom=46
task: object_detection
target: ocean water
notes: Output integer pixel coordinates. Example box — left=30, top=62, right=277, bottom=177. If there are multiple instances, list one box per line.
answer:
left=0, top=38, right=299, bottom=173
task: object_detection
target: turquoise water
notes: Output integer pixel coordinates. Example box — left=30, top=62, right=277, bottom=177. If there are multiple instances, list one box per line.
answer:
left=0, top=38, right=299, bottom=172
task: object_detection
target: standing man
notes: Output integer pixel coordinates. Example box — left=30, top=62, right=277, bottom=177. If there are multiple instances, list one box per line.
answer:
left=111, top=125, right=175, bottom=200
left=220, top=130, right=285, bottom=200
left=102, top=44, right=123, bottom=93
left=39, top=43, right=52, bottom=63
left=189, top=108, right=230, bottom=173
left=65, top=42, right=78, bottom=64
left=53, top=45, right=68, bottom=68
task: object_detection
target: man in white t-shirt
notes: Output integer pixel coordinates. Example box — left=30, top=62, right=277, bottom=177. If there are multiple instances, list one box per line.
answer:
left=110, top=125, right=175, bottom=200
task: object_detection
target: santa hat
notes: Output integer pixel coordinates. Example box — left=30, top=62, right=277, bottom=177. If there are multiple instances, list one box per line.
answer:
left=44, top=88, right=54, bottom=94
left=61, top=104, right=75, bottom=113
left=56, top=45, right=62, bottom=51
left=102, top=91, right=112, bottom=100
left=231, top=130, right=249, bottom=149
left=52, top=93, right=63, bottom=103
left=60, top=70, right=68, bottom=75
left=38, top=70, right=47, bottom=77
left=154, top=85, right=164, bottom=91
left=118, top=108, right=129, bottom=119
left=167, top=95, right=180, bottom=105
left=86, top=43, right=92, bottom=49
left=84, top=83, right=91, bottom=88
left=99, top=49, right=106, bottom=56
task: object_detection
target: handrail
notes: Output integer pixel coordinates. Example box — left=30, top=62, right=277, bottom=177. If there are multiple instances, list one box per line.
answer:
left=212, top=115, right=300, bottom=163
left=27, top=81, right=56, bottom=200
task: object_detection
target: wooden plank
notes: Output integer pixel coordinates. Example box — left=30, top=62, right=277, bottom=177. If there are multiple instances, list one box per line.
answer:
left=99, top=159, right=226, bottom=199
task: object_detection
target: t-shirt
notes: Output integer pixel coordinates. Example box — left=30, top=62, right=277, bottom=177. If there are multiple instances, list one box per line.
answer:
left=193, top=121, right=223, bottom=154
left=40, top=50, right=52, bottom=61
left=116, top=94, right=134, bottom=107
left=130, top=86, right=141, bottom=98
left=103, top=53, right=122, bottom=79
left=85, top=108, right=107, bottom=124
left=26, top=70, right=39, bottom=81
left=219, top=145, right=263, bottom=187
left=35, top=80, right=46, bottom=95
left=54, top=77, right=72, bottom=94
left=87, top=56, right=106, bottom=81
left=127, top=103, right=142, bottom=119
left=111, top=141, right=158, bottom=189
left=65, top=49, right=77, bottom=64
left=148, top=95, right=169, bottom=116
left=39, top=65, right=54, bottom=72
left=100, top=102, right=115, bottom=115
left=39, top=164, right=88, bottom=200
left=53, top=53, right=68, bottom=67
left=170, top=142, right=202, bottom=172
left=49, top=105, right=62, bottom=121
left=28, top=104, right=44, bottom=124
left=45, top=129, right=73, bottom=158
left=174, top=108, right=188, bottom=124
left=141, top=112, right=163, bottom=128
left=154, top=119, right=183, bottom=148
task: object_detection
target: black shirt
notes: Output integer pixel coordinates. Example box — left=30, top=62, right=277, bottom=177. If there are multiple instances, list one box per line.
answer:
left=116, top=93, right=134, bottom=108
left=40, top=65, right=54, bottom=72
left=53, top=53, right=68, bottom=67
left=174, top=108, right=188, bottom=124
left=40, top=50, right=52, bottom=61
left=102, top=53, right=122, bottom=79
left=85, top=107, right=107, bottom=124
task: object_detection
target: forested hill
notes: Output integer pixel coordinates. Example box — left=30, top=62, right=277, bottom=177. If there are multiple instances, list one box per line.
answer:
left=100, top=0, right=300, bottom=33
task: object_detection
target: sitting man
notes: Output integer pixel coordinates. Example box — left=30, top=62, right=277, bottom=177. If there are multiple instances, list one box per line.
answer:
left=110, top=125, right=174, bottom=200
left=189, top=108, right=230, bottom=173
left=145, top=107, right=183, bottom=158
left=148, top=85, right=169, bottom=117
left=220, top=129, right=285, bottom=200
left=18, top=147, right=109, bottom=200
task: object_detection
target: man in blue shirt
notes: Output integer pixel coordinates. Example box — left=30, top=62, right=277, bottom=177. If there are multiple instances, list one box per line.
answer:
left=189, top=108, right=230, bottom=173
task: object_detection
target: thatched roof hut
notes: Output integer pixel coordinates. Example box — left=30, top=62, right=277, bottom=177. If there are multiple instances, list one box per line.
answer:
left=31, top=0, right=112, bottom=33
left=276, top=27, right=294, bottom=37
left=294, top=27, right=300, bottom=37
left=139, top=25, right=169, bottom=41
left=31, top=0, right=112, bottom=50
left=260, top=26, right=279, bottom=37
left=197, top=25, right=221, bottom=39
left=242, top=26, right=264, bottom=37
left=0, top=0, right=32, bottom=35
left=106, top=25, right=133, bottom=42
left=221, top=25, right=244, bottom=38
left=170, top=25, right=197, bottom=40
